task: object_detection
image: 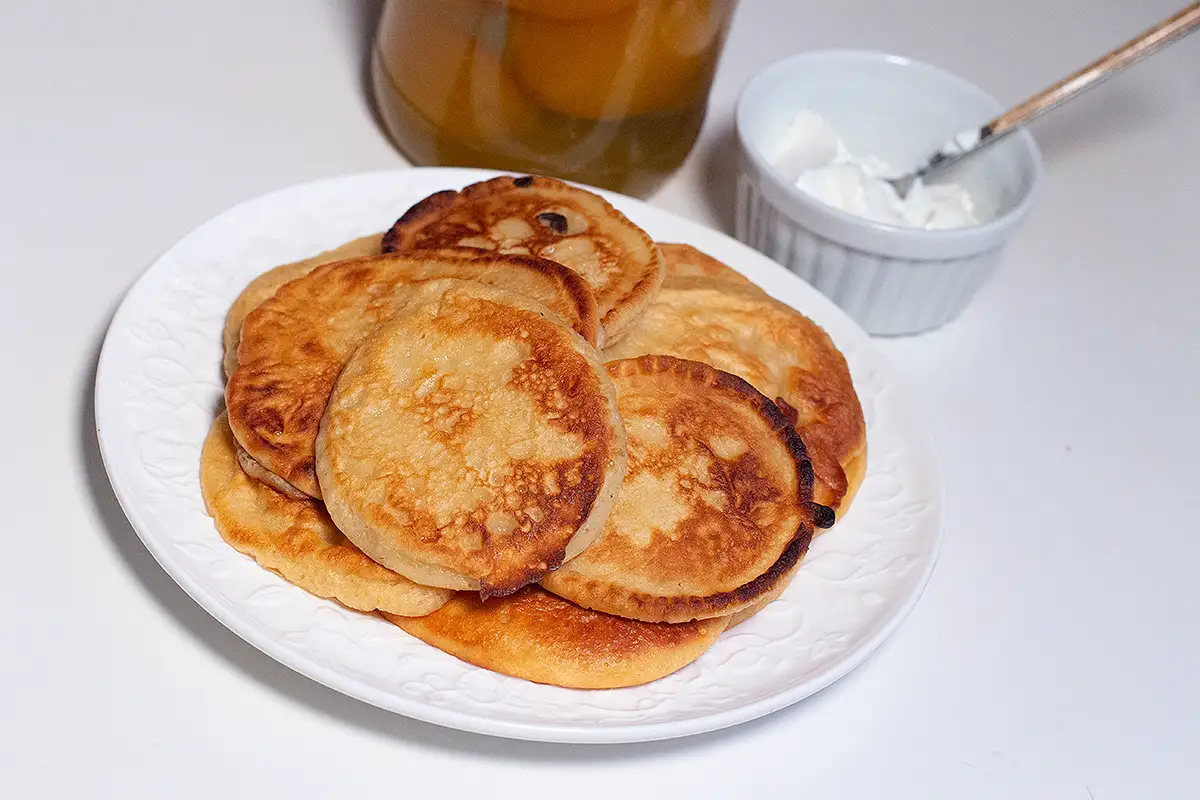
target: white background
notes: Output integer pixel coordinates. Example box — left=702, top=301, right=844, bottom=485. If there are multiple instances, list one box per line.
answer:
left=2, top=2, right=1197, bottom=797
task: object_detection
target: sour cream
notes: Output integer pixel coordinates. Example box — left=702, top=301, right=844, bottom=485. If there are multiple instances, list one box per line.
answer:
left=770, top=110, right=979, bottom=230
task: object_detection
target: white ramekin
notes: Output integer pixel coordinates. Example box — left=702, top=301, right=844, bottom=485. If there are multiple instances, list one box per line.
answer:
left=735, top=50, right=1042, bottom=336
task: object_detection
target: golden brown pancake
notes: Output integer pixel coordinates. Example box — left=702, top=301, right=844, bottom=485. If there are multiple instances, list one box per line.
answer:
left=316, top=280, right=627, bottom=597
left=659, top=243, right=758, bottom=290
left=540, top=356, right=817, bottom=623
left=604, top=280, right=865, bottom=511
left=381, top=174, right=664, bottom=345
left=200, top=414, right=452, bottom=616
left=226, top=251, right=600, bottom=498
left=384, top=586, right=727, bottom=689
left=222, top=233, right=383, bottom=377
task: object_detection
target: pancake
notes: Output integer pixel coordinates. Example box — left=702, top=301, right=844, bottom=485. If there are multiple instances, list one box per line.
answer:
left=381, top=174, right=664, bottom=345
left=200, top=414, right=453, bottom=616
left=235, top=446, right=308, bottom=500
left=223, top=233, right=383, bottom=377
left=226, top=250, right=599, bottom=498
left=316, top=280, right=627, bottom=597
left=724, top=580, right=792, bottom=629
left=384, top=586, right=727, bottom=689
left=540, top=355, right=817, bottom=623
left=839, top=445, right=868, bottom=518
left=659, top=242, right=758, bottom=290
left=604, top=280, right=865, bottom=511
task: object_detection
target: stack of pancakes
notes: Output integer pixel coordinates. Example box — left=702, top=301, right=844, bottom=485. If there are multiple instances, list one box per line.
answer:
left=203, top=175, right=866, bottom=689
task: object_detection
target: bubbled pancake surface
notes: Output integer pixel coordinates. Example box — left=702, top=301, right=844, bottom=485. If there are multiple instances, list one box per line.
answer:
left=226, top=251, right=599, bottom=498
left=540, top=356, right=815, bottom=623
left=604, top=281, right=866, bottom=511
left=381, top=175, right=664, bottom=345
left=384, top=586, right=727, bottom=689
left=199, top=414, right=453, bottom=617
left=222, top=233, right=383, bottom=377
left=659, top=242, right=758, bottom=290
left=316, top=280, right=626, bottom=597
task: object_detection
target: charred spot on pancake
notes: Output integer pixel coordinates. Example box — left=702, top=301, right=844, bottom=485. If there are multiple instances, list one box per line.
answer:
left=809, top=502, right=836, bottom=529
left=798, top=457, right=814, bottom=485
left=513, top=175, right=535, bottom=187
left=775, top=396, right=799, bottom=427
left=382, top=190, right=460, bottom=252
left=536, top=211, right=569, bottom=234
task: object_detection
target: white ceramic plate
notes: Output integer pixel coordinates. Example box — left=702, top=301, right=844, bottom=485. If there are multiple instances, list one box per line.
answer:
left=95, top=168, right=943, bottom=744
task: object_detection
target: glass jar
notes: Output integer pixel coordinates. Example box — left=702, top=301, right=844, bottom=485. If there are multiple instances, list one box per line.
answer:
left=372, top=0, right=737, bottom=197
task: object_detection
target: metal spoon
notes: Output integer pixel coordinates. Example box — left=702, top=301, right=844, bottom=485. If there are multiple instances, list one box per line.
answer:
left=889, top=2, right=1200, bottom=198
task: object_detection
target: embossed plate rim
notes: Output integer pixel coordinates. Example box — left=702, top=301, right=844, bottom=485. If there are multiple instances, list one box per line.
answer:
left=95, top=167, right=943, bottom=743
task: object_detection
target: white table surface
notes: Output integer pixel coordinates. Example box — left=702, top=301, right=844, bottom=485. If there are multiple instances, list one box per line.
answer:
left=3, top=2, right=1197, bottom=797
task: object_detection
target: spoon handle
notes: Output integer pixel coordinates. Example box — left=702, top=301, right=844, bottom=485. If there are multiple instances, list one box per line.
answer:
left=985, top=2, right=1200, bottom=139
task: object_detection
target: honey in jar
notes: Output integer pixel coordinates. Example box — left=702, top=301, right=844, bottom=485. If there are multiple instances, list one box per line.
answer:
left=372, top=0, right=738, bottom=197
